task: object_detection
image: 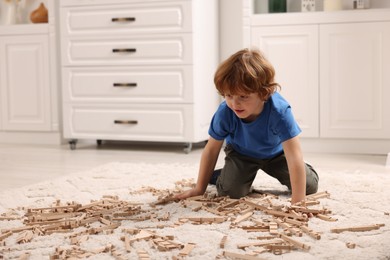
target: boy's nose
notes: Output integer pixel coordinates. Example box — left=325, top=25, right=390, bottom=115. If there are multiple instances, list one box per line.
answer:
left=232, top=98, right=241, bottom=106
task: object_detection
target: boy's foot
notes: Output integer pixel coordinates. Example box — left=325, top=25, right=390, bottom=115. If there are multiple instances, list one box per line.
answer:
left=209, top=169, right=221, bottom=185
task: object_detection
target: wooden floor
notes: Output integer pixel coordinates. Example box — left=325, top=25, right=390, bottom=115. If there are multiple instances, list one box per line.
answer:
left=0, top=141, right=388, bottom=191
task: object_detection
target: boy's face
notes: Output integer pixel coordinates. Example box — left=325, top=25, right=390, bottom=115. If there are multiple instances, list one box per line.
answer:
left=224, top=92, right=265, bottom=122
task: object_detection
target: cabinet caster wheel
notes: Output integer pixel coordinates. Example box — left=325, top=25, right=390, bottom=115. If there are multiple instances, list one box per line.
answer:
left=69, top=140, right=78, bottom=150
left=184, top=142, right=192, bottom=154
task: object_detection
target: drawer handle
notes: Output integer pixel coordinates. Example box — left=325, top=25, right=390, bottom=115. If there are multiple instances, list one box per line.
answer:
left=114, top=120, right=138, bottom=125
left=112, top=48, right=136, bottom=53
left=112, top=17, right=136, bottom=22
left=113, top=83, right=137, bottom=87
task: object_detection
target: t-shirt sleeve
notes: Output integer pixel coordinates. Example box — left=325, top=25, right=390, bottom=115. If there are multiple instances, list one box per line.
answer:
left=208, top=103, right=231, bottom=141
left=274, top=106, right=301, bottom=142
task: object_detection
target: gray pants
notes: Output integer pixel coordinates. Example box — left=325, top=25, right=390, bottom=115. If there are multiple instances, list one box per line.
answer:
left=216, top=145, right=319, bottom=199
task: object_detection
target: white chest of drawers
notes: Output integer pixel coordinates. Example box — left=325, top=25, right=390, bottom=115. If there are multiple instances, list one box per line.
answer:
left=59, top=0, right=219, bottom=152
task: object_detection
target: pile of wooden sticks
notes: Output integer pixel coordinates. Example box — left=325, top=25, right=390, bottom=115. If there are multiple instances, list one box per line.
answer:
left=0, top=185, right=386, bottom=259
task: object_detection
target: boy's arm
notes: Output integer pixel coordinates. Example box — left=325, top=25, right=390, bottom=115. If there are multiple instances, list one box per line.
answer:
left=175, top=137, right=224, bottom=200
left=282, top=135, right=306, bottom=204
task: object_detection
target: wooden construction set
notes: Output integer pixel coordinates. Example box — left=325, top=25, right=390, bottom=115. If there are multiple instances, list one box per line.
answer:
left=0, top=182, right=386, bottom=259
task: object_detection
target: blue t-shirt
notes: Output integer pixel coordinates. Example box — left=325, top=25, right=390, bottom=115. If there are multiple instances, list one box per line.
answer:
left=208, top=92, right=301, bottom=159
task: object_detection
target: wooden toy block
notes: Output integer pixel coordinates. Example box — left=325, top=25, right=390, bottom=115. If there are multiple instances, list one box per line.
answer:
left=237, top=238, right=284, bottom=249
left=331, top=224, right=385, bottom=233
left=123, top=235, right=132, bottom=252
left=220, top=235, right=227, bottom=248
left=0, top=231, right=12, bottom=242
left=278, top=233, right=311, bottom=251
left=300, top=225, right=321, bottom=240
left=269, top=221, right=278, bottom=235
left=290, top=206, right=327, bottom=215
left=283, top=217, right=307, bottom=227
left=294, top=200, right=320, bottom=207
left=315, top=213, right=337, bottom=222
left=216, top=200, right=240, bottom=212
left=122, top=228, right=140, bottom=235
left=15, top=230, right=34, bottom=244
left=265, top=244, right=293, bottom=255
left=137, top=249, right=151, bottom=260
left=179, top=243, right=196, bottom=256
left=1, top=225, right=37, bottom=234
left=255, top=235, right=278, bottom=240
left=130, top=230, right=155, bottom=242
left=305, top=191, right=330, bottom=200
left=240, top=199, right=269, bottom=211
left=152, top=237, right=183, bottom=251
left=273, top=218, right=302, bottom=237
left=233, top=212, right=253, bottom=224
left=242, top=225, right=269, bottom=232
left=70, top=234, right=89, bottom=245
left=179, top=216, right=226, bottom=224
left=265, top=209, right=307, bottom=222
left=251, top=218, right=270, bottom=227
left=0, top=216, right=20, bottom=221
left=223, top=251, right=267, bottom=260
left=99, top=217, right=114, bottom=226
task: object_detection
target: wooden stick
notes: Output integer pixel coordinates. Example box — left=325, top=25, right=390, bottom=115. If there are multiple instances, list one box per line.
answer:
left=237, top=239, right=284, bottom=249
left=316, top=214, right=338, bottom=222
left=278, top=233, right=311, bottom=251
left=137, top=249, right=150, bottom=260
left=265, top=209, right=307, bottom=221
left=220, top=235, right=228, bottom=249
left=300, top=225, right=321, bottom=240
left=331, top=224, right=385, bottom=233
left=179, top=243, right=196, bottom=256
left=233, top=212, right=253, bottom=224
left=224, top=251, right=267, bottom=260
left=305, top=191, right=330, bottom=200
left=0, top=231, right=12, bottom=241
left=124, top=235, right=132, bottom=252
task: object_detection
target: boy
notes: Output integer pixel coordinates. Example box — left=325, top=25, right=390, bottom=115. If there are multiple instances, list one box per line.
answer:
left=176, top=48, right=319, bottom=204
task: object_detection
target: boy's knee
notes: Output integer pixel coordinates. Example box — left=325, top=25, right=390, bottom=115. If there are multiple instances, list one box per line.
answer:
left=305, top=175, right=319, bottom=195
left=305, top=164, right=319, bottom=195
left=306, top=182, right=318, bottom=195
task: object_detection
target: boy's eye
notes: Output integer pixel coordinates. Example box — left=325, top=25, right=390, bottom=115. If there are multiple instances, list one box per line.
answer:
left=240, top=95, right=249, bottom=99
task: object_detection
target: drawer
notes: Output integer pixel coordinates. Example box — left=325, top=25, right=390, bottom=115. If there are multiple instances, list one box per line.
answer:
left=63, top=104, right=193, bottom=141
left=62, top=66, right=193, bottom=103
left=60, top=1, right=191, bottom=36
left=62, top=34, right=192, bottom=66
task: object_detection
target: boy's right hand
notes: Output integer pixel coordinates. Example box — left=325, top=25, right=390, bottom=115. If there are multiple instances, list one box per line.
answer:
left=174, top=188, right=204, bottom=200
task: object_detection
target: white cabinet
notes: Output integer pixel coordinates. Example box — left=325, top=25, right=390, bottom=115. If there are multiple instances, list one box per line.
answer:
left=320, top=22, right=390, bottom=139
left=59, top=0, right=219, bottom=151
left=251, top=9, right=390, bottom=154
left=0, top=34, right=51, bottom=131
left=0, top=0, right=60, bottom=145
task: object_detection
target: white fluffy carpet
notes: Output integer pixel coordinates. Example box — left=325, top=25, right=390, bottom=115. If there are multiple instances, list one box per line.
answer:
left=0, top=162, right=389, bottom=260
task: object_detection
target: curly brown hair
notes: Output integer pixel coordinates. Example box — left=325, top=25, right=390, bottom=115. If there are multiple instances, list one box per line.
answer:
left=214, top=48, right=280, bottom=101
